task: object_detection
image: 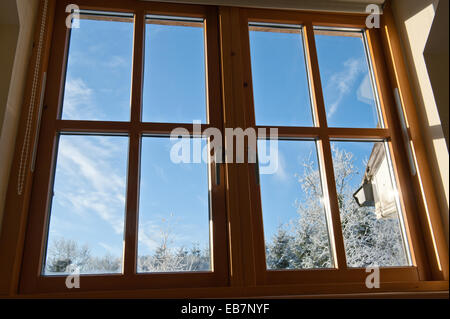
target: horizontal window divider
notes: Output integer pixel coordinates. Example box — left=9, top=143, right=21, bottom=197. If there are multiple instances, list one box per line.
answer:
left=264, top=266, right=419, bottom=285
left=78, top=10, right=135, bottom=22
left=254, top=126, right=321, bottom=139
left=54, top=124, right=389, bottom=141
left=139, top=122, right=213, bottom=136
left=55, top=121, right=218, bottom=136
left=248, top=22, right=302, bottom=34
left=244, top=8, right=367, bottom=29
left=253, top=126, right=390, bottom=140
left=145, top=18, right=203, bottom=28
left=326, top=127, right=390, bottom=139
left=55, top=120, right=132, bottom=134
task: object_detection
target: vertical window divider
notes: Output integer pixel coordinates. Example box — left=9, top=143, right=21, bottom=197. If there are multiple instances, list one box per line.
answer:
left=303, top=23, right=347, bottom=270
left=204, top=6, right=230, bottom=284
left=123, top=10, right=145, bottom=277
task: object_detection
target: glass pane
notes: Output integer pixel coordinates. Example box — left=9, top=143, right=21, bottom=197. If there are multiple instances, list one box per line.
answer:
left=143, top=17, right=207, bottom=123
left=249, top=25, right=314, bottom=126
left=61, top=14, right=134, bottom=121
left=330, top=141, right=410, bottom=267
left=315, top=30, right=381, bottom=128
left=44, top=135, right=128, bottom=275
left=258, top=140, right=333, bottom=269
left=138, top=137, right=211, bottom=272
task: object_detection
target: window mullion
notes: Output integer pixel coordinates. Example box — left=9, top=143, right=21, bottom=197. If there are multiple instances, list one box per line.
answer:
left=303, top=23, right=348, bottom=270
left=123, top=10, right=145, bottom=277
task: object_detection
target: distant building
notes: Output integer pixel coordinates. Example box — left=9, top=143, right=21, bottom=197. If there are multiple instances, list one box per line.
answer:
left=353, top=143, right=397, bottom=219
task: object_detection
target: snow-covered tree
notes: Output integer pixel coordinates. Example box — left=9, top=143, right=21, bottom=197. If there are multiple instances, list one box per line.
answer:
left=46, top=238, right=91, bottom=273
left=46, top=225, right=210, bottom=274
left=266, top=145, right=407, bottom=269
left=266, top=226, right=295, bottom=269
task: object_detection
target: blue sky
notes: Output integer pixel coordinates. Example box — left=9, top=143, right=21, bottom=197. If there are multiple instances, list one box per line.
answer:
left=46, top=17, right=395, bottom=273
left=249, top=28, right=381, bottom=244
left=143, top=23, right=207, bottom=123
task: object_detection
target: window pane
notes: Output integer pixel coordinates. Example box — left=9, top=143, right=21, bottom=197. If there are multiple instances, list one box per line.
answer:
left=330, top=141, right=410, bottom=267
left=138, top=137, right=211, bottom=272
left=258, top=140, right=333, bottom=269
left=44, top=135, right=128, bottom=275
left=143, top=17, right=207, bottom=123
left=61, top=14, right=134, bottom=121
left=249, top=25, right=314, bottom=126
left=315, top=30, right=381, bottom=128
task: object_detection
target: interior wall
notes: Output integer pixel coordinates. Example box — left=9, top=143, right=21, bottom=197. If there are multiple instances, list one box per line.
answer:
left=423, top=0, right=449, bottom=150
left=0, top=2, right=19, bottom=146
left=391, top=0, right=449, bottom=244
left=0, top=0, right=40, bottom=228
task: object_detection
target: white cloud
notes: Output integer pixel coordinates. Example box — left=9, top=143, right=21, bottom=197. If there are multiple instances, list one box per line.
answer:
left=63, top=78, right=99, bottom=120
left=54, top=137, right=127, bottom=235
left=325, top=58, right=364, bottom=119
left=103, top=55, right=127, bottom=68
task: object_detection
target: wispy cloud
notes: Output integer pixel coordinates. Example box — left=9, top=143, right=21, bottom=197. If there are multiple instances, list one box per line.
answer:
left=54, top=136, right=127, bottom=235
left=63, top=77, right=99, bottom=120
left=103, top=55, right=128, bottom=68
left=325, top=58, right=364, bottom=119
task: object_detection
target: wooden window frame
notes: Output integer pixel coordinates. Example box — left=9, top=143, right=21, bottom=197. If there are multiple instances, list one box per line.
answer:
left=18, top=0, right=228, bottom=294
left=0, top=0, right=447, bottom=298
left=240, top=8, right=421, bottom=286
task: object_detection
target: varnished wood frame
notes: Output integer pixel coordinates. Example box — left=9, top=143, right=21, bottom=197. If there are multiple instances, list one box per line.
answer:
left=233, top=7, right=438, bottom=286
left=0, top=0, right=447, bottom=298
left=18, top=0, right=228, bottom=294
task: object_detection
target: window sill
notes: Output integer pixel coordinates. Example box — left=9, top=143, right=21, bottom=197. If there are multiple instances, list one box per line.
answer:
left=4, top=281, right=448, bottom=299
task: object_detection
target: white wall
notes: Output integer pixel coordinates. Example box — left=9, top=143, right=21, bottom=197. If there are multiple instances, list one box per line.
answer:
left=391, top=0, right=449, bottom=244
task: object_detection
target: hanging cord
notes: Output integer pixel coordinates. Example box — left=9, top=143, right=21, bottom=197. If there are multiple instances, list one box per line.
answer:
left=17, top=0, right=49, bottom=195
